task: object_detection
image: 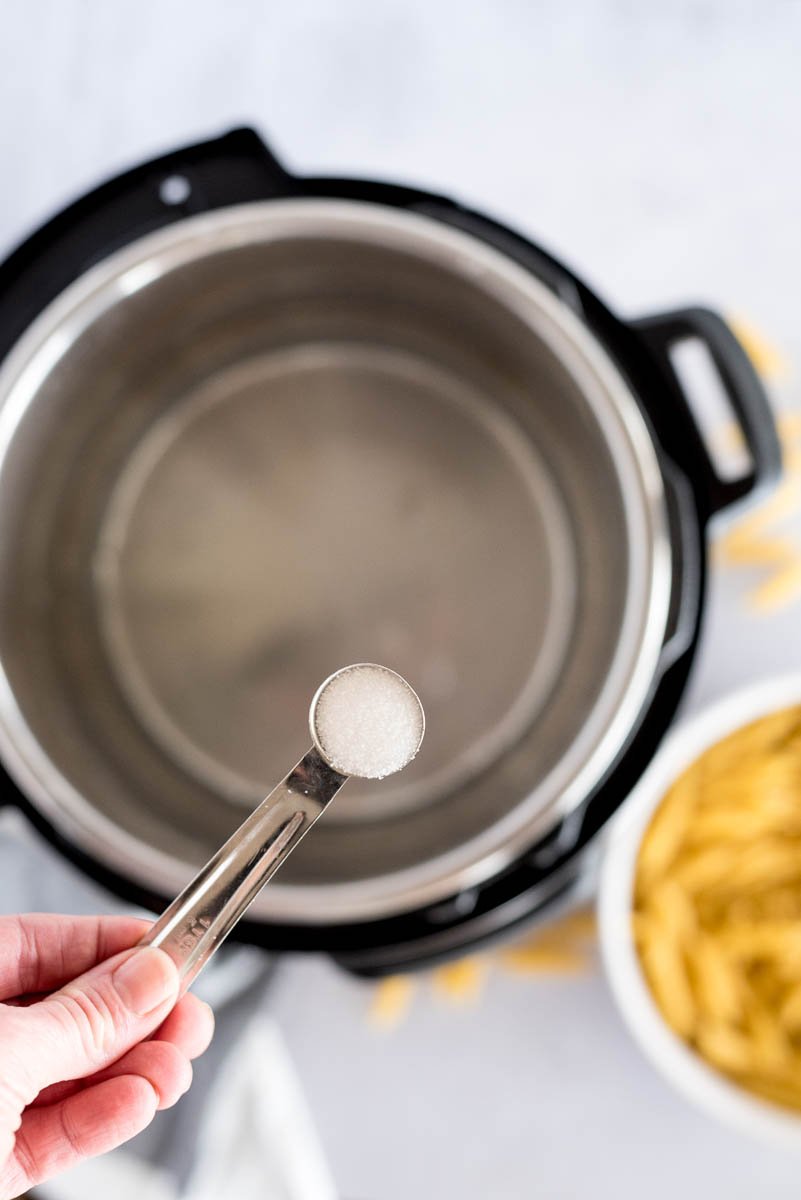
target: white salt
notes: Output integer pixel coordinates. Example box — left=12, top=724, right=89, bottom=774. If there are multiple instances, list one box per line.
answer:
left=311, top=663, right=424, bottom=779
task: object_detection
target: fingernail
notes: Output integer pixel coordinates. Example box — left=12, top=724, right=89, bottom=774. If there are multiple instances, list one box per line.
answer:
left=112, top=947, right=179, bottom=1016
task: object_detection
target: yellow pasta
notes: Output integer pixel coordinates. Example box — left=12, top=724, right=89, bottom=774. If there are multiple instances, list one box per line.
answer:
left=634, top=705, right=801, bottom=1113
left=725, top=317, right=792, bottom=382
left=368, top=974, right=417, bottom=1030
left=640, top=936, right=697, bottom=1040
left=747, top=1008, right=792, bottom=1072
left=497, top=907, right=598, bottom=976
left=696, top=1019, right=753, bottom=1074
left=743, top=1074, right=801, bottom=1111
left=750, top=561, right=801, bottom=613
left=368, top=905, right=600, bottom=1029
left=499, top=942, right=587, bottom=975
left=431, top=956, right=489, bottom=1004
left=714, top=408, right=801, bottom=614
left=779, top=982, right=801, bottom=1032
left=692, top=936, right=744, bottom=1024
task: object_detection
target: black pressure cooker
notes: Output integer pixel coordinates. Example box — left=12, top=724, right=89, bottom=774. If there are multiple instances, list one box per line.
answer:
left=0, top=128, right=779, bottom=972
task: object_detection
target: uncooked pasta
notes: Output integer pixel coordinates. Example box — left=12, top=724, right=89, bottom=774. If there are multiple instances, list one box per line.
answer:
left=634, top=705, right=801, bottom=1112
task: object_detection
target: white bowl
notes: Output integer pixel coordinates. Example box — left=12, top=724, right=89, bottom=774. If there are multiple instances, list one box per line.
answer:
left=598, top=672, right=801, bottom=1149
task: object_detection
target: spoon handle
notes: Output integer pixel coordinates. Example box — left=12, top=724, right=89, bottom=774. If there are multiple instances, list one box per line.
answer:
left=138, top=747, right=346, bottom=993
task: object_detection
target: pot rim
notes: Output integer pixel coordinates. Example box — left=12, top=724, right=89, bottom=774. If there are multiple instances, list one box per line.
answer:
left=599, top=672, right=801, bottom=1148
left=0, top=197, right=672, bottom=922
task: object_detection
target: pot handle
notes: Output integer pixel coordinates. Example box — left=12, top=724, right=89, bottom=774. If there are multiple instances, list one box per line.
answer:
left=631, top=306, right=781, bottom=517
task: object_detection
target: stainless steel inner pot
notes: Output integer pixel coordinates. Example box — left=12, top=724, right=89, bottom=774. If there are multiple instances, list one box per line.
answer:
left=0, top=200, right=672, bottom=922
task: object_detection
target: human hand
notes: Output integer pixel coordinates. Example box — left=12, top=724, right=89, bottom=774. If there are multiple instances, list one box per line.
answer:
left=0, top=913, right=214, bottom=1198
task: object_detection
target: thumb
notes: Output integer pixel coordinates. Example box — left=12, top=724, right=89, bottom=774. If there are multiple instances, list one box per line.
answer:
left=21, top=946, right=179, bottom=1095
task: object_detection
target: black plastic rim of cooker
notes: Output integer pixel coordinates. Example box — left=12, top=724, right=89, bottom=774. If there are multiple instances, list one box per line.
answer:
left=0, top=127, right=781, bottom=974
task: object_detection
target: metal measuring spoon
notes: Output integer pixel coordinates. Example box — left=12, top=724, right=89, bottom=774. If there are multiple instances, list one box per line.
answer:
left=139, top=664, right=424, bottom=992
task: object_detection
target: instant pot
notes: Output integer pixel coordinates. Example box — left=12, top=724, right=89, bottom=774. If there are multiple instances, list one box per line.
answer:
left=0, top=127, right=780, bottom=973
